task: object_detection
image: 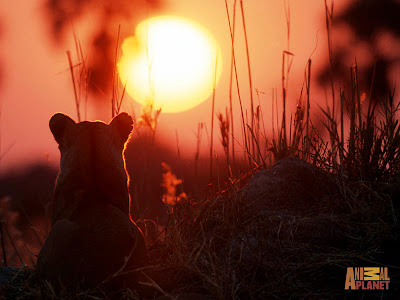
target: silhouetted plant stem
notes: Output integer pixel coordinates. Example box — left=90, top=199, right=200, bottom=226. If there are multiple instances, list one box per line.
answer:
left=324, top=0, right=335, bottom=118
left=240, top=0, right=255, bottom=161
left=0, top=218, right=7, bottom=267
left=225, top=0, right=249, bottom=167
left=67, top=51, right=81, bottom=122
left=112, top=25, right=121, bottom=118
left=1, top=218, right=24, bottom=265
left=210, top=54, right=219, bottom=182
left=194, top=123, right=203, bottom=178
left=224, top=0, right=236, bottom=171
left=305, top=59, right=312, bottom=160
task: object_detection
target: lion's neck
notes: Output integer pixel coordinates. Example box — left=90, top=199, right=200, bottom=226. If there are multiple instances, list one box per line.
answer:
left=52, top=170, right=131, bottom=224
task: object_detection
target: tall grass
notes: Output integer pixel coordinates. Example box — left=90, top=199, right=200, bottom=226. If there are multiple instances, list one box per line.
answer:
left=224, top=0, right=237, bottom=170
left=224, top=0, right=249, bottom=170
left=3, top=1, right=400, bottom=299
left=147, top=60, right=400, bottom=299
left=66, top=30, right=92, bottom=122
left=240, top=0, right=255, bottom=161
left=209, top=54, right=219, bottom=182
left=216, top=0, right=400, bottom=188
left=60, top=0, right=400, bottom=221
left=67, top=26, right=127, bottom=122
left=217, top=108, right=230, bottom=167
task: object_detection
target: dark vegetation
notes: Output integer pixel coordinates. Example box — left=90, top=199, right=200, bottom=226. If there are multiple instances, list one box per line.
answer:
left=1, top=0, right=400, bottom=298
left=318, top=0, right=400, bottom=101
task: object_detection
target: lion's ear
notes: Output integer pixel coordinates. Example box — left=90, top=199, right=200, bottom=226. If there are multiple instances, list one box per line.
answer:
left=109, top=112, right=133, bottom=144
left=49, top=113, right=76, bottom=144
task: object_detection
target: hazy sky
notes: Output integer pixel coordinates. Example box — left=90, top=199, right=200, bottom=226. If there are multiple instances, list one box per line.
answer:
left=0, top=0, right=356, bottom=173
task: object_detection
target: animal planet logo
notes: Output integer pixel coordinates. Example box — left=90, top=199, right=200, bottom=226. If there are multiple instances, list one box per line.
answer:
left=345, top=267, right=390, bottom=290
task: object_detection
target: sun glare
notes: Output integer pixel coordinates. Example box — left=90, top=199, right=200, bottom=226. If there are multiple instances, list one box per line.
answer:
left=118, top=16, right=222, bottom=113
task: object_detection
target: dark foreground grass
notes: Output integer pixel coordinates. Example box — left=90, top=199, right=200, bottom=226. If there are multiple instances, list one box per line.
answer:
left=2, top=2, right=400, bottom=298
left=144, top=174, right=399, bottom=299
left=3, top=171, right=399, bottom=299
left=3, top=59, right=400, bottom=299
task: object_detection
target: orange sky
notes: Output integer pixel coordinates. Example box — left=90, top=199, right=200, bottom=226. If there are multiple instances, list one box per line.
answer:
left=0, top=0, right=362, bottom=173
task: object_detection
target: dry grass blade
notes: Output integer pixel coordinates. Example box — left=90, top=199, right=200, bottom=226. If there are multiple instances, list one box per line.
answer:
left=1, top=217, right=24, bottom=265
left=112, top=25, right=122, bottom=118
left=209, top=53, right=219, bottom=182
left=0, top=218, right=7, bottom=266
left=217, top=108, right=230, bottom=167
left=67, top=50, right=81, bottom=122
left=246, top=124, right=266, bottom=168
left=240, top=0, right=255, bottom=160
left=224, top=0, right=237, bottom=171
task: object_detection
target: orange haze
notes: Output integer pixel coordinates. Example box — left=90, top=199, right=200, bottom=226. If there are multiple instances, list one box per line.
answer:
left=1, top=0, right=390, bottom=173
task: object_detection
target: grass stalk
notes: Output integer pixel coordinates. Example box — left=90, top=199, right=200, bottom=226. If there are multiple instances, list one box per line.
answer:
left=305, top=59, right=311, bottom=159
left=0, top=218, right=7, bottom=267
left=225, top=0, right=249, bottom=167
left=224, top=0, right=237, bottom=170
left=324, top=0, right=335, bottom=118
left=112, top=25, right=122, bottom=118
left=240, top=0, right=255, bottom=159
left=218, top=108, right=230, bottom=167
left=210, top=54, right=219, bottom=182
left=1, top=218, right=24, bottom=266
left=194, top=123, right=203, bottom=178
left=67, top=51, right=81, bottom=122
left=175, top=130, right=181, bottom=161
left=246, top=124, right=266, bottom=168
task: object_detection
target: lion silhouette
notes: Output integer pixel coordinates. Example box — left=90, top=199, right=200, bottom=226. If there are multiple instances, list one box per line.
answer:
left=36, top=113, right=148, bottom=291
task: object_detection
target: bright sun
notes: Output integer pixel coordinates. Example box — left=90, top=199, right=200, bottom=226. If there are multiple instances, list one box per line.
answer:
left=118, top=16, right=222, bottom=113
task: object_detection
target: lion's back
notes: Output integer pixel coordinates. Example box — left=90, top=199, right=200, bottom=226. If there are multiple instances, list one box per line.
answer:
left=37, top=113, right=147, bottom=291
left=37, top=203, right=147, bottom=288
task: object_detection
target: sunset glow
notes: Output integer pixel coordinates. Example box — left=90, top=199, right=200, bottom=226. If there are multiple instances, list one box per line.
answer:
left=118, top=16, right=222, bottom=113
